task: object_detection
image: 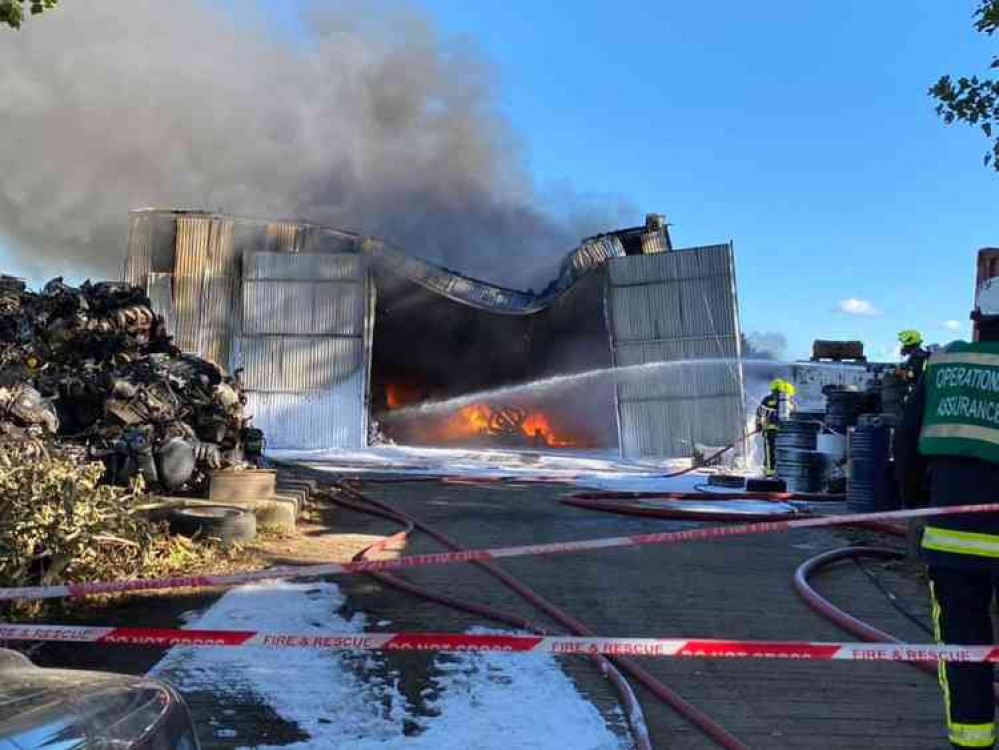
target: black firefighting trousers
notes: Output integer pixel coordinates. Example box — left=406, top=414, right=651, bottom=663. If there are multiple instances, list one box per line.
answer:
left=929, top=565, right=998, bottom=748
left=763, top=427, right=777, bottom=475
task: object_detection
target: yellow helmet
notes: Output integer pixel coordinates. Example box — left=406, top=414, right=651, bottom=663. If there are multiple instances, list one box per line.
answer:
left=769, top=378, right=796, bottom=396
left=898, top=329, right=923, bottom=348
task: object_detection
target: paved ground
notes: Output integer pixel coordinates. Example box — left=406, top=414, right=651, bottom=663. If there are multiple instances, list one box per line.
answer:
left=332, top=478, right=947, bottom=750
left=29, top=476, right=950, bottom=749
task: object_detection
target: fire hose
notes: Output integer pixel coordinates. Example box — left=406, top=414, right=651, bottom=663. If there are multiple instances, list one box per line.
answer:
left=565, top=489, right=999, bottom=706
left=793, top=538, right=999, bottom=702
left=659, top=427, right=761, bottom=479
left=335, top=482, right=750, bottom=750
left=331, top=490, right=653, bottom=750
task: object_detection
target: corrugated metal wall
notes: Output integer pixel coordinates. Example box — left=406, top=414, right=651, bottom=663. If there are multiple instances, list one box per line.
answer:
left=240, top=252, right=370, bottom=450
left=607, top=244, right=745, bottom=458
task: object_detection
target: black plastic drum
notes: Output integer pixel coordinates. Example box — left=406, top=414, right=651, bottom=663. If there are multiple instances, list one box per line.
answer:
left=776, top=420, right=824, bottom=493
left=847, top=424, right=900, bottom=512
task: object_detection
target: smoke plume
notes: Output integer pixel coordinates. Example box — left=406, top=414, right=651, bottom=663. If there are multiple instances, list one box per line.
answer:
left=0, top=1, right=625, bottom=286
left=742, top=331, right=788, bottom=361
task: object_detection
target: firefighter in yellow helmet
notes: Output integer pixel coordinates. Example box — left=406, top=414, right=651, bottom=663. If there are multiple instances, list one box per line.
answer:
left=755, top=378, right=795, bottom=476
left=895, top=310, right=999, bottom=748
left=898, top=329, right=929, bottom=391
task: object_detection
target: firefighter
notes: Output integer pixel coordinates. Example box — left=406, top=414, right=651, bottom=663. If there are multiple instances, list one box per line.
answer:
left=898, top=329, right=930, bottom=390
left=894, top=319, right=999, bottom=749
left=755, top=378, right=795, bottom=476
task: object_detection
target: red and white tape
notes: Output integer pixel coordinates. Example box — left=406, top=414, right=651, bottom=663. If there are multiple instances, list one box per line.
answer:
left=2, top=503, right=997, bottom=602
left=0, top=623, right=994, bottom=663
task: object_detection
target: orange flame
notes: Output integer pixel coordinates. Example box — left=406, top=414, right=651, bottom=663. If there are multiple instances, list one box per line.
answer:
left=436, top=403, right=575, bottom=447
left=384, top=382, right=583, bottom=447
left=522, top=410, right=575, bottom=447
left=437, top=404, right=493, bottom=440
left=386, top=382, right=425, bottom=410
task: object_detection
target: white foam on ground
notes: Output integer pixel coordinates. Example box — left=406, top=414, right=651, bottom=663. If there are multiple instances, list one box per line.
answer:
left=151, top=581, right=626, bottom=750
left=267, top=444, right=697, bottom=483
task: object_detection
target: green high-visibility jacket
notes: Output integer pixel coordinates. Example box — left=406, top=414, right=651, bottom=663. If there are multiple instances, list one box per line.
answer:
left=919, top=341, right=999, bottom=465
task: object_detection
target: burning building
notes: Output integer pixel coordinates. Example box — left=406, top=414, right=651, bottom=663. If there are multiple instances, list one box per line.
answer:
left=123, top=209, right=745, bottom=459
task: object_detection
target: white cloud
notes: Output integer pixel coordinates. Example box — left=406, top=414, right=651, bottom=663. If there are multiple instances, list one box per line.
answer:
left=942, top=320, right=963, bottom=333
left=874, top=344, right=901, bottom=362
left=836, top=298, right=880, bottom=316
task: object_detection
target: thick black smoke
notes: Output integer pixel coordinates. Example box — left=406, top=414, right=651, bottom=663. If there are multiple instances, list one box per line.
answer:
left=0, top=1, right=626, bottom=286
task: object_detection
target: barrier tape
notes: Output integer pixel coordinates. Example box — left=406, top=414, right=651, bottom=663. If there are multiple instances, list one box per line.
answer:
left=1, top=624, right=996, bottom=663
left=2, top=502, right=998, bottom=602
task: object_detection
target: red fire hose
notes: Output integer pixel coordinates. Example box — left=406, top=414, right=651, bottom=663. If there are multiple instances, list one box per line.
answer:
left=332, top=491, right=652, bottom=750
left=561, top=494, right=809, bottom=522
left=335, top=482, right=749, bottom=750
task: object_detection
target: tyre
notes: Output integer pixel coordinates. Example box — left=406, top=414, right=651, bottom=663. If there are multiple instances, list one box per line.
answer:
left=167, top=505, right=256, bottom=544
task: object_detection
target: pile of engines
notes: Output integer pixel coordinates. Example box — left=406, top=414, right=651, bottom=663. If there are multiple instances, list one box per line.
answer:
left=0, top=275, right=263, bottom=492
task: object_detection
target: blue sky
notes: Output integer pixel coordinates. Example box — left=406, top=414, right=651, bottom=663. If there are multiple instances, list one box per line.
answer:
left=234, top=0, right=999, bottom=359
left=7, top=1, right=998, bottom=361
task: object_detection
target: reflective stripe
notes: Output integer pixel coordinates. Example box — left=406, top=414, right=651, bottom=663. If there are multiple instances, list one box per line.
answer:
left=922, top=526, right=999, bottom=559
left=930, top=580, right=954, bottom=733
left=931, top=580, right=997, bottom=747
left=950, top=722, right=997, bottom=747
left=928, top=352, right=999, bottom=368
left=921, top=423, right=999, bottom=447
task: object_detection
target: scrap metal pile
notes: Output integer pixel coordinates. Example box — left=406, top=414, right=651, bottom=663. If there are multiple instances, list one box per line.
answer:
left=0, top=275, right=263, bottom=492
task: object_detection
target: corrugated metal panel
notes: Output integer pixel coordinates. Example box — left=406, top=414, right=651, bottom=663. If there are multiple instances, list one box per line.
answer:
left=199, top=219, right=238, bottom=369
left=146, top=273, right=175, bottom=337
left=246, top=373, right=366, bottom=450
left=608, top=244, right=731, bottom=286
left=244, top=252, right=363, bottom=282
left=173, top=216, right=211, bottom=354
left=241, top=336, right=364, bottom=391
left=640, top=230, right=669, bottom=254
left=299, top=225, right=360, bottom=255
left=266, top=222, right=299, bottom=253
left=124, top=213, right=153, bottom=287
left=610, top=283, right=684, bottom=341
left=242, top=281, right=364, bottom=337
left=608, top=243, right=745, bottom=459
left=618, top=394, right=744, bottom=458
left=240, top=252, right=369, bottom=450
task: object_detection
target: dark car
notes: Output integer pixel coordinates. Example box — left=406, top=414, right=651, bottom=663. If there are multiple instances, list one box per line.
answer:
left=0, top=648, right=199, bottom=749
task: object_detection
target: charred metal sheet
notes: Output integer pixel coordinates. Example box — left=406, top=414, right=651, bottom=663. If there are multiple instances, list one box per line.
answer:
left=608, top=243, right=745, bottom=459
left=123, top=212, right=152, bottom=287
left=640, top=230, right=669, bottom=254
left=146, top=273, right=175, bottom=338
left=367, top=234, right=626, bottom=315
left=199, top=219, right=239, bottom=369
left=172, top=215, right=211, bottom=355
left=299, top=224, right=361, bottom=254
left=266, top=221, right=299, bottom=253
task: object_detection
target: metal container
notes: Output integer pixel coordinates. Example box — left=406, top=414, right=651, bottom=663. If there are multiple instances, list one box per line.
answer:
left=847, top=424, right=899, bottom=513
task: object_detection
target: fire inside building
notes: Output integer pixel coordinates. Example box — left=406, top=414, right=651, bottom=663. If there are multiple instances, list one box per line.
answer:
left=123, top=209, right=746, bottom=459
